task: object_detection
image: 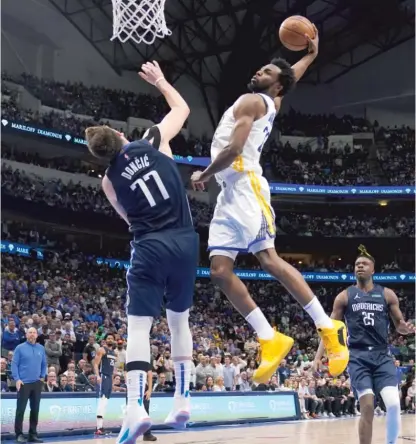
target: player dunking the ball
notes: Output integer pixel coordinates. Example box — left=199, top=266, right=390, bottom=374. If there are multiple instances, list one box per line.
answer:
left=313, top=245, right=415, bottom=444
left=86, top=61, right=198, bottom=444
left=191, top=26, right=348, bottom=383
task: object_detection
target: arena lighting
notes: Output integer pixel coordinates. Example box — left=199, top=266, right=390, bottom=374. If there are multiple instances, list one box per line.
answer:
left=379, top=200, right=388, bottom=206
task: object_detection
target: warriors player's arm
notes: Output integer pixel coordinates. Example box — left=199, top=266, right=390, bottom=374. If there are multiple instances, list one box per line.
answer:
left=102, top=175, right=130, bottom=225
left=291, top=52, right=318, bottom=84
left=93, top=347, right=105, bottom=377
left=313, top=290, right=348, bottom=363
left=200, top=94, right=264, bottom=179
left=385, top=288, right=414, bottom=335
left=291, top=25, right=319, bottom=83
left=274, top=49, right=318, bottom=112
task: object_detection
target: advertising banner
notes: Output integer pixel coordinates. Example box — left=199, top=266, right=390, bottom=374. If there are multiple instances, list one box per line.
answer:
left=1, top=392, right=298, bottom=434
left=2, top=241, right=414, bottom=283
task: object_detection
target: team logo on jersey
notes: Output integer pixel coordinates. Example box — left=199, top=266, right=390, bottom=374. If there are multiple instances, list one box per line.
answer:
left=371, top=294, right=382, bottom=298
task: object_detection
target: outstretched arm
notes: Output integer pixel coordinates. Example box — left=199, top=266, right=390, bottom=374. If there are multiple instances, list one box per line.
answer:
left=274, top=25, right=318, bottom=112
left=190, top=94, right=265, bottom=188
left=291, top=24, right=319, bottom=82
left=386, top=287, right=416, bottom=335
left=139, top=61, right=190, bottom=158
left=313, top=290, right=347, bottom=368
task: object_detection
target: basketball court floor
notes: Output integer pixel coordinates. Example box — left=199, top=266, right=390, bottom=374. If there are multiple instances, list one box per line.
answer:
left=32, top=416, right=415, bottom=443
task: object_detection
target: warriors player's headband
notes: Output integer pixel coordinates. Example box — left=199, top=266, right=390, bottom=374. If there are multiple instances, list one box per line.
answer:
left=357, top=244, right=375, bottom=264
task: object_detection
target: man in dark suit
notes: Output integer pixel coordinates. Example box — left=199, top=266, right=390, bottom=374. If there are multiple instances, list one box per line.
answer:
left=42, top=371, right=61, bottom=393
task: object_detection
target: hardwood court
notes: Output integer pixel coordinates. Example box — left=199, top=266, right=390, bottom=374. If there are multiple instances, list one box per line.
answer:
left=61, top=416, right=415, bottom=444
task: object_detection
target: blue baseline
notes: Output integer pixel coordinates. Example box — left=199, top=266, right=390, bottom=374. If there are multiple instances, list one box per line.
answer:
left=2, top=119, right=414, bottom=196
left=1, top=241, right=414, bottom=283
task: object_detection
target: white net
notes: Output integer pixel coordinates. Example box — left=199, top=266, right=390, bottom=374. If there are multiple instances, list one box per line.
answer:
left=110, top=0, right=172, bottom=45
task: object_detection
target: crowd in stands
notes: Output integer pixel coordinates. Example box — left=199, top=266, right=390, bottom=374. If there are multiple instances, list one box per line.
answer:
left=275, top=108, right=371, bottom=136
left=2, top=164, right=415, bottom=236
left=377, top=127, right=415, bottom=185
left=262, top=139, right=375, bottom=185
left=278, top=212, right=415, bottom=238
left=1, top=250, right=415, bottom=413
left=3, top=71, right=414, bottom=187
left=2, top=72, right=169, bottom=123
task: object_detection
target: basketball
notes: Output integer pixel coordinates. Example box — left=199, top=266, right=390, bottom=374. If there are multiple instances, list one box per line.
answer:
left=279, top=16, right=316, bottom=51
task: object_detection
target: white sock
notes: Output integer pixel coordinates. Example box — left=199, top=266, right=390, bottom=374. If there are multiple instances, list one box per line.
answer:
left=303, top=297, right=333, bottom=328
left=173, top=361, right=191, bottom=398
left=166, top=309, right=193, bottom=399
left=127, top=369, right=147, bottom=410
left=245, top=307, right=275, bottom=340
left=125, top=315, right=153, bottom=412
left=97, top=417, right=103, bottom=429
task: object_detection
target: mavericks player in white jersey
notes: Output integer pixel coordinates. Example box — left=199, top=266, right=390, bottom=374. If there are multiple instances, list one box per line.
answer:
left=191, top=27, right=349, bottom=383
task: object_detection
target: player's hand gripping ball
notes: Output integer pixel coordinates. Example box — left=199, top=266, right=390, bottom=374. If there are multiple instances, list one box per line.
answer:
left=279, top=16, right=318, bottom=53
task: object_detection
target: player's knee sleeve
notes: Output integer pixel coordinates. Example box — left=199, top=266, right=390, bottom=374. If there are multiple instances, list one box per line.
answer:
left=380, top=386, right=400, bottom=443
left=380, top=386, right=400, bottom=409
left=97, top=396, right=108, bottom=416
left=166, top=309, right=192, bottom=358
left=126, top=315, right=153, bottom=363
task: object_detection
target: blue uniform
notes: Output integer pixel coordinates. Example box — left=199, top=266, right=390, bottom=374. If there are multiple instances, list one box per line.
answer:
left=105, top=134, right=198, bottom=317
left=98, top=346, right=116, bottom=398
left=345, top=284, right=397, bottom=396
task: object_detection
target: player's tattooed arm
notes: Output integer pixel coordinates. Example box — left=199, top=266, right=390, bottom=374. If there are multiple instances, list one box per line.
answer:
left=385, top=287, right=416, bottom=335
left=291, top=24, right=319, bottom=83
left=191, top=94, right=264, bottom=188
left=313, top=290, right=347, bottom=371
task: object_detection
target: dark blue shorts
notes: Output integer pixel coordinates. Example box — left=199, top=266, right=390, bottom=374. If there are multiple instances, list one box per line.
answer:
left=348, top=348, right=397, bottom=396
left=126, top=228, right=199, bottom=317
left=98, top=374, right=112, bottom=399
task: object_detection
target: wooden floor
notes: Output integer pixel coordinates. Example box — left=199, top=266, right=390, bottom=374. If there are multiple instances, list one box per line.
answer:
left=62, top=416, right=414, bottom=443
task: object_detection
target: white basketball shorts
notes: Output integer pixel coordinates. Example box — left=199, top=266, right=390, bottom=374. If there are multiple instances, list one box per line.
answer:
left=208, top=172, right=276, bottom=261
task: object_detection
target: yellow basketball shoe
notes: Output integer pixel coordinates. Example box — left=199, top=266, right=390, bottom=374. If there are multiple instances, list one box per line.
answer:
left=317, top=319, right=349, bottom=377
left=253, top=331, right=294, bottom=384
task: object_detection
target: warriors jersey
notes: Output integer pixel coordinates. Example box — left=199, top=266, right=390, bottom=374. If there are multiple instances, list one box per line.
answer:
left=211, top=93, right=276, bottom=183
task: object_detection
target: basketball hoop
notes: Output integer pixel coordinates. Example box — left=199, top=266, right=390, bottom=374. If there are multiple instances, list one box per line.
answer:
left=110, top=0, right=172, bottom=45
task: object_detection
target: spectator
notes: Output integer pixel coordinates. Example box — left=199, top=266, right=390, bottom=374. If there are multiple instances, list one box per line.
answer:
left=43, top=371, right=61, bottom=392
left=213, top=376, right=227, bottom=392
left=115, top=340, right=126, bottom=371
left=112, top=374, right=127, bottom=392
left=1, top=318, right=22, bottom=356
left=44, top=332, right=62, bottom=374
left=239, top=372, right=252, bottom=392
left=206, top=376, right=215, bottom=392
left=195, top=356, right=215, bottom=387
left=222, top=356, right=236, bottom=391
left=60, top=333, right=74, bottom=372
left=83, top=335, right=99, bottom=364
left=153, top=373, right=169, bottom=392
